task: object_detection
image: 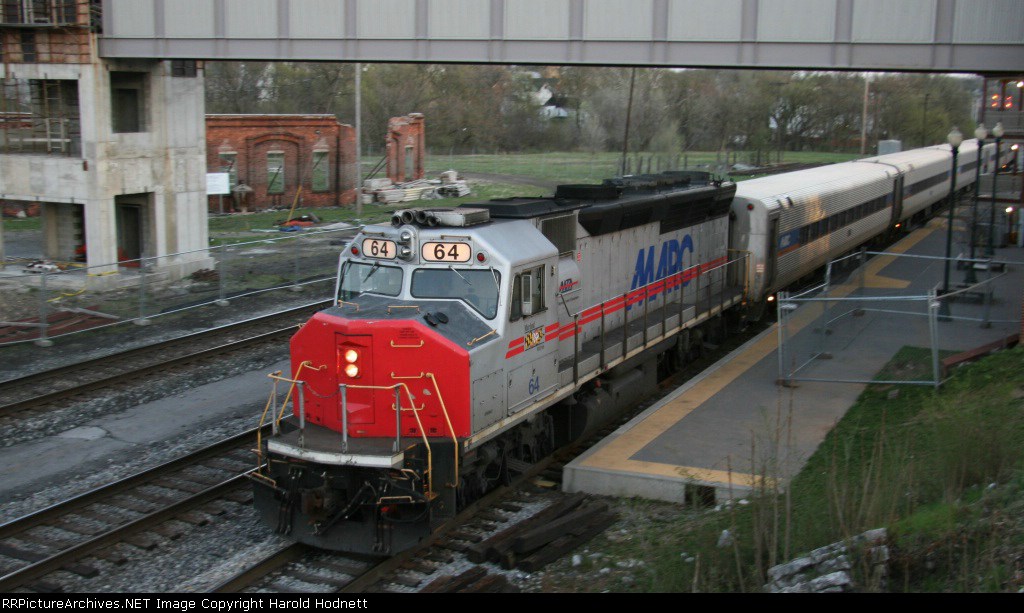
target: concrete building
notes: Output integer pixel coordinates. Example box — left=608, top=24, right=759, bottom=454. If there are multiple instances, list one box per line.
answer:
left=0, top=0, right=208, bottom=281
left=205, top=114, right=358, bottom=213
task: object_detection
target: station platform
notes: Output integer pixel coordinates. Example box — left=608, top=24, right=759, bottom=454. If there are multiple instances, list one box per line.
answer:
left=563, top=219, right=1024, bottom=503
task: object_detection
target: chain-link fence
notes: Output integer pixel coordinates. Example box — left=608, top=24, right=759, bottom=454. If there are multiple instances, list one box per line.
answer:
left=0, top=227, right=355, bottom=347
left=777, top=250, right=1017, bottom=389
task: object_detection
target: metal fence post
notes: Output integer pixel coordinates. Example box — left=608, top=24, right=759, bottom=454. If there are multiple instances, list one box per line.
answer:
left=136, top=257, right=151, bottom=326
left=35, top=270, right=53, bottom=347
left=819, top=261, right=833, bottom=357
left=981, top=264, right=993, bottom=329
left=854, top=248, right=866, bottom=316
left=290, top=235, right=303, bottom=292
left=776, top=291, right=788, bottom=384
left=928, top=290, right=941, bottom=389
left=216, top=244, right=230, bottom=307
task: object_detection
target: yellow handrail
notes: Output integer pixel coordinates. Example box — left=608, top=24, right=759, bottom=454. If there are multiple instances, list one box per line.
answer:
left=426, top=372, right=460, bottom=488
left=467, top=329, right=497, bottom=346
left=259, top=369, right=462, bottom=499
left=390, top=340, right=424, bottom=348
left=255, top=369, right=284, bottom=469
left=269, top=361, right=323, bottom=426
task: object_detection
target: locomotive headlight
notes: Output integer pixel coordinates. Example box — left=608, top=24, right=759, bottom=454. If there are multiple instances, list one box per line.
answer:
left=397, top=231, right=415, bottom=260
left=343, top=349, right=360, bottom=378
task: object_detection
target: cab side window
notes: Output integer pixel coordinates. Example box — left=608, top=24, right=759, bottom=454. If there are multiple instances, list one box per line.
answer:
left=510, top=273, right=523, bottom=322
left=509, top=265, right=546, bottom=322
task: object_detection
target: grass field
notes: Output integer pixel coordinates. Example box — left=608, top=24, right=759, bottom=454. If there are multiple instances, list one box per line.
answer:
left=425, top=150, right=863, bottom=185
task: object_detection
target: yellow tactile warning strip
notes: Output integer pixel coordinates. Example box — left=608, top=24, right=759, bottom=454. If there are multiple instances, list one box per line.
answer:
left=862, top=218, right=943, bottom=288
left=578, top=223, right=940, bottom=489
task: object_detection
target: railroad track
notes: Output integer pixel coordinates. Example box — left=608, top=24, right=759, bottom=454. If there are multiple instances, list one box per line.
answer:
left=0, top=301, right=329, bottom=419
left=214, top=390, right=676, bottom=594
left=212, top=320, right=773, bottom=594
left=0, top=427, right=267, bottom=593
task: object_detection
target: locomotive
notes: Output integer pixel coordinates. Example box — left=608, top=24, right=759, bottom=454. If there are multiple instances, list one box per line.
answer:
left=252, top=139, right=1011, bottom=555
left=252, top=171, right=743, bottom=554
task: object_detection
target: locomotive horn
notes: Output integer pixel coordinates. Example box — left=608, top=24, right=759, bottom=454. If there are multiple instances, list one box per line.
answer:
left=426, top=215, right=440, bottom=227
left=414, top=210, right=429, bottom=225
left=391, top=215, right=403, bottom=227
left=400, top=210, right=416, bottom=224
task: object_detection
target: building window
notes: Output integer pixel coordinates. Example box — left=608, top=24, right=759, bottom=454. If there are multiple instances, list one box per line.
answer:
left=1, top=78, right=81, bottom=156
left=110, top=72, right=147, bottom=133
left=267, top=151, right=285, bottom=194
left=19, top=31, right=36, bottom=62
left=311, top=150, right=329, bottom=192
left=171, top=60, right=197, bottom=78
left=0, top=1, right=77, bottom=24
left=219, top=152, right=237, bottom=189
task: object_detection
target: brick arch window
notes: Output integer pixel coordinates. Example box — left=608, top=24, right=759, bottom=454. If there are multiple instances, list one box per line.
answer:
left=311, top=149, right=330, bottom=192
left=248, top=133, right=302, bottom=202
left=267, top=151, right=285, bottom=194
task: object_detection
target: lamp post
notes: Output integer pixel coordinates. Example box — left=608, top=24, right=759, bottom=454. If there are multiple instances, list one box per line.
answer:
left=940, top=127, right=962, bottom=321
left=965, top=124, right=987, bottom=284
left=986, top=122, right=1004, bottom=256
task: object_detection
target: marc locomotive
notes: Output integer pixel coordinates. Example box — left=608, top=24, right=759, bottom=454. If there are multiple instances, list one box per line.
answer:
left=252, top=139, right=1011, bottom=554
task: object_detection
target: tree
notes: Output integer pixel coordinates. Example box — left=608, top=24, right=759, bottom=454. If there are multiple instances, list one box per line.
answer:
left=205, top=61, right=271, bottom=114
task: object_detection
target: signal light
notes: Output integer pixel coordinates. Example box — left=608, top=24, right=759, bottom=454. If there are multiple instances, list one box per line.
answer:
left=344, top=349, right=359, bottom=364
left=344, top=363, right=360, bottom=378
left=476, top=251, right=487, bottom=263
left=351, top=246, right=360, bottom=256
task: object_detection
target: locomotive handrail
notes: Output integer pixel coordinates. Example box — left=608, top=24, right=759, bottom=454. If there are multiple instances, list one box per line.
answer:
left=426, top=372, right=460, bottom=488
left=467, top=329, right=497, bottom=346
left=336, top=381, right=436, bottom=498
left=561, top=252, right=750, bottom=386
left=337, top=300, right=360, bottom=311
left=267, top=361, right=324, bottom=428
left=387, top=305, right=421, bottom=315
left=390, top=340, right=424, bottom=348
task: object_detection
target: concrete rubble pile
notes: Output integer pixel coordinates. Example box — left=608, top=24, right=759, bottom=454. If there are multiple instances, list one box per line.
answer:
left=362, top=170, right=470, bottom=205
left=764, top=528, right=890, bottom=593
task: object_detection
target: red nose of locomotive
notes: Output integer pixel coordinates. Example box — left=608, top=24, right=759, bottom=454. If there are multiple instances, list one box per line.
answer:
left=288, top=311, right=471, bottom=439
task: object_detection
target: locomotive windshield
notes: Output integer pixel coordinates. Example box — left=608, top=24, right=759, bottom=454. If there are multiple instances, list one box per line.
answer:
left=338, top=260, right=404, bottom=300
left=411, top=267, right=501, bottom=319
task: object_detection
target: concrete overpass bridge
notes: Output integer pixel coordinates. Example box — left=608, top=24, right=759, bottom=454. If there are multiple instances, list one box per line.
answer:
left=99, top=0, right=1023, bottom=73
